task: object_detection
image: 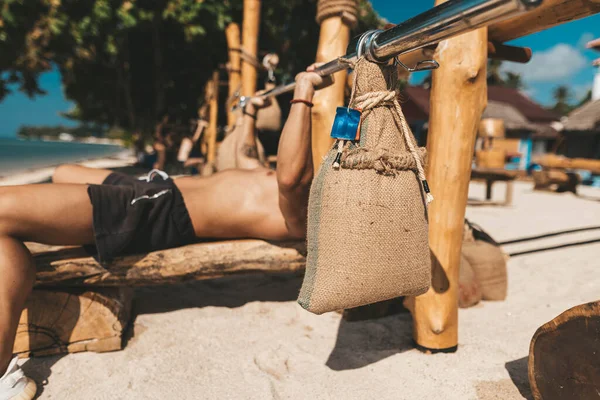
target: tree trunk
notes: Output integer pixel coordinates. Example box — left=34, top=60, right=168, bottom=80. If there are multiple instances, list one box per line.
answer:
left=29, top=240, right=306, bottom=287
left=529, top=301, right=600, bottom=400
left=241, top=0, right=261, bottom=97
left=152, top=12, right=165, bottom=123
left=226, top=23, right=242, bottom=129
left=407, top=2, right=488, bottom=351
left=310, top=14, right=352, bottom=171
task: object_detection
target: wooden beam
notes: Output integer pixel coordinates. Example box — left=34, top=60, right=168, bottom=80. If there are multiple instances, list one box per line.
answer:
left=310, top=2, right=354, bottom=170
left=408, top=3, right=488, bottom=351
left=206, top=70, right=219, bottom=165
left=489, top=0, right=600, bottom=43
left=14, top=288, right=132, bottom=357
left=225, top=23, right=242, bottom=128
left=529, top=301, right=600, bottom=400
left=241, top=0, right=261, bottom=97
left=30, top=240, right=306, bottom=287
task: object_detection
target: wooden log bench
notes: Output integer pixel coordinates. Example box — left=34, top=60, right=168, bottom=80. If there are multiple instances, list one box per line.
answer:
left=17, top=240, right=306, bottom=357
left=470, top=167, right=519, bottom=206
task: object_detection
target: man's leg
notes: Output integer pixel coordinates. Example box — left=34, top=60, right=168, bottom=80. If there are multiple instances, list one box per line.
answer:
left=0, top=184, right=94, bottom=375
left=52, top=164, right=113, bottom=185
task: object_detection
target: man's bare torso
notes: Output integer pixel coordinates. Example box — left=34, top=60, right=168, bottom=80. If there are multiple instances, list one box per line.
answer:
left=176, top=168, right=297, bottom=241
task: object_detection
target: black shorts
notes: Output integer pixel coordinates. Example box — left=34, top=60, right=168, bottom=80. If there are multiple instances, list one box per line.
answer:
left=87, top=171, right=196, bottom=262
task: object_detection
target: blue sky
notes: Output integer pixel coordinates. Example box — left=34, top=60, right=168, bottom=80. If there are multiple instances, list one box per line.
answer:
left=0, top=3, right=599, bottom=137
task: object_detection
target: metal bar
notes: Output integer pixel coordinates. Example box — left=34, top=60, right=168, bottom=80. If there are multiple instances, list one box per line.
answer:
left=257, top=0, right=541, bottom=99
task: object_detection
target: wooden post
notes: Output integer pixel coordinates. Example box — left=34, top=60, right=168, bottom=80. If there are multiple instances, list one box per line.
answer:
left=489, top=0, right=600, bottom=43
left=409, top=1, right=488, bottom=351
left=226, top=23, right=242, bottom=128
left=241, top=0, right=261, bottom=97
left=207, top=70, right=219, bottom=164
left=310, top=2, right=355, bottom=170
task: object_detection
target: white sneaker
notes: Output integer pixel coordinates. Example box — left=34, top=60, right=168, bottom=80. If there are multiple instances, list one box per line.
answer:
left=0, top=357, right=37, bottom=400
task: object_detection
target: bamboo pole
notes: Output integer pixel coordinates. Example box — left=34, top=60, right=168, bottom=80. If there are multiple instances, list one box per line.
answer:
left=408, top=1, right=488, bottom=351
left=241, top=0, right=261, bottom=97
left=310, top=11, right=353, bottom=170
left=207, top=70, right=219, bottom=164
left=225, top=23, right=242, bottom=128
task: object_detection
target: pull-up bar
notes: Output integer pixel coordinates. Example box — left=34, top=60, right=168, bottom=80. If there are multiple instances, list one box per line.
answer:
left=257, top=0, right=541, bottom=99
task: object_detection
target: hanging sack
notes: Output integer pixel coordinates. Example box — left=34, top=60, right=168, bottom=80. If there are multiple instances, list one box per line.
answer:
left=298, top=59, right=432, bottom=314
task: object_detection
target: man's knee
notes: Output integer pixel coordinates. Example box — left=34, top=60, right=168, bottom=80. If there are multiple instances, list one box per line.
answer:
left=0, top=188, right=20, bottom=236
left=52, top=164, right=79, bottom=183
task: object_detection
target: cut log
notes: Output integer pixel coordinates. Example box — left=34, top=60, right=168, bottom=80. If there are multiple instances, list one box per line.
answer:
left=489, top=0, right=600, bottom=43
left=408, top=7, right=488, bottom=351
left=14, top=288, right=132, bottom=357
left=30, top=240, right=306, bottom=287
left=529, top=301, right=600, bottom=400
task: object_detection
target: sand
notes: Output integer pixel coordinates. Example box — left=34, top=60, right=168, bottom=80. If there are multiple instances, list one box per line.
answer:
left=0, top=150, right=136, bottom=186
left=17, top=181, right=600, bottom=400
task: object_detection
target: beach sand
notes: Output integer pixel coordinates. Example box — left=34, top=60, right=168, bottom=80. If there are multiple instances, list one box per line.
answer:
left=16, top=181, right=600, bottom=399
left=0, top=150, right=137, bottom=186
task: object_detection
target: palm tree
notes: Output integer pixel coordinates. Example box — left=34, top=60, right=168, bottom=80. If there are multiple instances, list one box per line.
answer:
left=487, top=59, right=504, bottom=86
left=551, top=85, right=573, bottom=116
left=504, top=72, right=524, bottom=90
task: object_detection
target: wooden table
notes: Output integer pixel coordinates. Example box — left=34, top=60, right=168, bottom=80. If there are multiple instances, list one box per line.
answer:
left=471, top=167, right=519, bottom=206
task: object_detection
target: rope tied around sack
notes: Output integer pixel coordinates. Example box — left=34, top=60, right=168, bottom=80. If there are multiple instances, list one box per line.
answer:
left=316, top=0, right=358, bottom=28
left=341, top=57, right=434, bottom=205
left=340, top=146, right=427, bottom=175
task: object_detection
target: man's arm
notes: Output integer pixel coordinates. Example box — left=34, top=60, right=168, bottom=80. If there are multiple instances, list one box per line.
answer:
left=234, top=92, right=273, bottom=170
left=277, top=66, right=332, bottom=237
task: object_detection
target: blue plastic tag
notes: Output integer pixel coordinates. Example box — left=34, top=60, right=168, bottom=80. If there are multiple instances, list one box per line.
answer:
left=330, top=107, right=362, bottom=140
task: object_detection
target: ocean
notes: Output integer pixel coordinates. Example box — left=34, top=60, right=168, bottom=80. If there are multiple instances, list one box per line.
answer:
left=0, top=138, right=125, bottom=177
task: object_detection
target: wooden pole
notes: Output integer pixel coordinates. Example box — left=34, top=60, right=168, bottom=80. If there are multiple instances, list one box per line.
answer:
left=408, top=1, right=488, bottom=351
left=207, top=70, right=219, bottom=164
left=225, top=23, right=242, bottom=128
left=310, top=11, right=353, bottom=171
left=241, top=0, right=261, bottom=97
left=489, top=0, right=600, bottom=43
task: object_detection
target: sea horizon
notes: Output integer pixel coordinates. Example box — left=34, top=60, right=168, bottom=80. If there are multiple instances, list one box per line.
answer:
left=0, top=137, right=125, bottom=178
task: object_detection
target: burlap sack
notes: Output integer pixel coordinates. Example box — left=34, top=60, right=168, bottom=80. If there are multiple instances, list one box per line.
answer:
left=458, top=255, right=482, bottom=308
left=462, top=220, right=507, bottom=301
left=216, top=108, right=266, bottom=172
left=298, top=59, right=431, bottom=314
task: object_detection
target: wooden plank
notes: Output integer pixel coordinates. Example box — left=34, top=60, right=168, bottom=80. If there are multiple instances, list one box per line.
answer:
left=14, top=288, right=132, bottom=357
left=225, top=23, right=242, bottom=128
left=489, top=0, right=600, bottom=43
left=310, top=6, right=353, bottom=170
left=407, top=4, right=488, bottom=351
left=241, top=0, right=261, bottom=97
left=529, top=301, right=600, bottom=400
left=30, top=240, right=306, bottom=287
left=206, top=70, right=219, bottom=165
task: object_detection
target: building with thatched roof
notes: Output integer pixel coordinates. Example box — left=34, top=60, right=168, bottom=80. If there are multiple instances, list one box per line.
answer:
left=561, top=100, right=600, bottom=159
left=401, top=85, right=560, bottom=169
left=558, top=38, right=600, bottom=160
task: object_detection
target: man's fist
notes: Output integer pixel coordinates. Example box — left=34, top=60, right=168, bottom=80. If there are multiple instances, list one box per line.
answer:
left=295, top=63, right=334, bottom=91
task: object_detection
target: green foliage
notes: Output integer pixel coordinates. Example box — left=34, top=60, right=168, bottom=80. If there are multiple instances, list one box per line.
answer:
left=1, top=0, right=382, bottom=136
